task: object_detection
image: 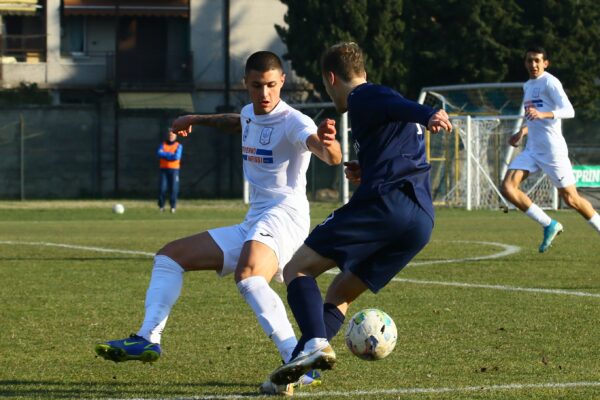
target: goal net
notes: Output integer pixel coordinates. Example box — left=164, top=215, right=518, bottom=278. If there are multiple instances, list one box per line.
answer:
left=419, top=83, right=558, bottom=210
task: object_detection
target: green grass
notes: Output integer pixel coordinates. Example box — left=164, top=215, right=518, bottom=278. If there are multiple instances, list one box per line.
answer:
left=0, top=200, right=599, bottom=399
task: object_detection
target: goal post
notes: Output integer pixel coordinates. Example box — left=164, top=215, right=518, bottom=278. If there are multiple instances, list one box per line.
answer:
left=419, top=83, right=559, bottom=211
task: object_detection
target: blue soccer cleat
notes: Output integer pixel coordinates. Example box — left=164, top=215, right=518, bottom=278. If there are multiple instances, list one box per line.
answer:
left=539, top=220, right=563, bottom=253
left=297, top=370, right=322, bottom=387
left=95, top=334, right=161, bottom=363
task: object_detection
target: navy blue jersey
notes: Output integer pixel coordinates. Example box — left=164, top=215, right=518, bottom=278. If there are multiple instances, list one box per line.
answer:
left=347, top=83, right=436, bottom=221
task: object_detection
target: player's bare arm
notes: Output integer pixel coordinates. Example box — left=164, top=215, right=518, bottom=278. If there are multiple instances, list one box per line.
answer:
left=509, top=126, right=528, bottom=147
left=427, top=109, right=452, bottom=133
left=171, top=114, right=242, bottom=136
left=306, top=118, right=342, bottom=165
left=343, top=160, right=361, bottom=186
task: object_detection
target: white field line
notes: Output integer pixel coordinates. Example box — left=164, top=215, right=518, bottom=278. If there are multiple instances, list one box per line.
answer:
left=409, top=240, right=520, bottom=266
left=105, top=380, right=600, bottom=399
left=0, top=240, right=155, bottom=257
left=3, top=240, right=600, bottom=299
left=393, top=277, right=600, bottom=298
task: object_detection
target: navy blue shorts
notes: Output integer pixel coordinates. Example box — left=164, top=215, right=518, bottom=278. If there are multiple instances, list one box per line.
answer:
left=305, top=185, right=433, bottom=293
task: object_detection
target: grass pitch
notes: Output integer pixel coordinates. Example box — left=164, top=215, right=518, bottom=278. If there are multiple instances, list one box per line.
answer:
left=0, top=200, right=599, bottom=399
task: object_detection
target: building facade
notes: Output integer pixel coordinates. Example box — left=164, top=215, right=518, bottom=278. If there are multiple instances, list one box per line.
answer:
left=0, top=0, right=331, bottom=200
left=0, top=0, right=308, bottom=111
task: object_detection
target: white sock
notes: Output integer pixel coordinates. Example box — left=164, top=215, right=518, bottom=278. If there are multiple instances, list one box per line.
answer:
left=588, top=213, right=600, bottom=233
left=137, top=255, right=184, bottom=344
left=237, top=276, right=297, bottom=362
left=525, top=204, right=552, bottom=227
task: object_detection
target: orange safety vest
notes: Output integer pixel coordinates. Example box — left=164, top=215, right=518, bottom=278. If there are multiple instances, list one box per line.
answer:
left=159, top=141, right=181, bottom=169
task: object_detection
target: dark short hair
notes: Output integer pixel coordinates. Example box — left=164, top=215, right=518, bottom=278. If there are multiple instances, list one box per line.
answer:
left=321, top=42, right=366, bottom=82
left=525, top=46, right=548, bottom=60
left=245, top=51, right=284, bottom=75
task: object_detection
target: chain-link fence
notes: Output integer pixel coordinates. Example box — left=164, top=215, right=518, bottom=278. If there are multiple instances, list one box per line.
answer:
left=0, top=102, right=348, bottom=202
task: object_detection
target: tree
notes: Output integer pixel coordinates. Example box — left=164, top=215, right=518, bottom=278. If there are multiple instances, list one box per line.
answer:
left=514, top=0, right=600, bottom=118
left=277, top=0, right=600, bottom=117
left=404, top=0, right=523, bottom=97
left=276, top=0, right=407, bottom=97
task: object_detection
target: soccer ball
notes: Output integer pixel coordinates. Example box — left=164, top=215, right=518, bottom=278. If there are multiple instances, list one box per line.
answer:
left=345, top=308, right=397, bottom=361
left=112, top=203, right=125, bottom=214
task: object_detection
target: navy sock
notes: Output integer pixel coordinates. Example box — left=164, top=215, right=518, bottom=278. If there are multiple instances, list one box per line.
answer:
left=290, top=302, right=345, bottom=360
left=323, top=302, right=345, bottom=340
left=287, top=276, right=326, bottom=358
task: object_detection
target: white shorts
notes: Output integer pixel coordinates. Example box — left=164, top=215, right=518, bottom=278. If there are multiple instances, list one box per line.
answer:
left=508, top=148, right=575, bottom=188
left=208, top=204, right=310, bottom=282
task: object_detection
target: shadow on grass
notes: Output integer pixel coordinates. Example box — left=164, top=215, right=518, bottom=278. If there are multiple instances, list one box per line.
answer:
left=0, top=380, right=263, bottom=398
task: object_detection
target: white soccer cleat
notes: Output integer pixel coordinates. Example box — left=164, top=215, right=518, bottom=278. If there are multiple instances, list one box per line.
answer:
left=270, top=340, right=335, bottom=385
left=259, top=380, right=294, bottom=396
left=259, top=370, right=321, bottom=396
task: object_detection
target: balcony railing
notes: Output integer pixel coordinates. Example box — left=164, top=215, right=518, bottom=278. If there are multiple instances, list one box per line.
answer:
left=1, top=48, right=193, bottom=88
left=0, top=34, right=47, bottom=62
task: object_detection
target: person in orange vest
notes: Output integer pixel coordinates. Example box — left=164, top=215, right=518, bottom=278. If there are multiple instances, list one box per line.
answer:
left=157, top=131, right=182, bottom=213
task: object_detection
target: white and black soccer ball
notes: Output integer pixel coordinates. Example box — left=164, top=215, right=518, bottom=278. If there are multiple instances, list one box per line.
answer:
left=112, top=203, right=125, bottom=214
left=345, top=308, right=397, bottom=361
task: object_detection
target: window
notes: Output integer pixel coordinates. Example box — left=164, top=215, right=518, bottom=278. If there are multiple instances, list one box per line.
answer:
left=2, top=15, right=46, bottom=61
left=61, top=16, right=86, bottom=56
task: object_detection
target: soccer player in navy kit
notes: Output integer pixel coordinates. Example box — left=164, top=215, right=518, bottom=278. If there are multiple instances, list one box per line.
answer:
left=268, top=42, right=452, bottom=386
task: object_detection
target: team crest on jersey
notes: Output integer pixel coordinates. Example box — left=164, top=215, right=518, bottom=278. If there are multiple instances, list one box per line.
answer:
left=260, top=127, right=274, bottom=145
left=533, top=88, right=540, bottom=98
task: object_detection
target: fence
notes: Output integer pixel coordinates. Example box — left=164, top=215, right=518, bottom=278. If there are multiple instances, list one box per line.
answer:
left=0, top=101, right=347, bottom=202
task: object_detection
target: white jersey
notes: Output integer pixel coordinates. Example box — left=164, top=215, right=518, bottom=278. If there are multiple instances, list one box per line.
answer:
left=240, top=100, right=316, bottom=217
left=523, top=71, right=574, bottom=155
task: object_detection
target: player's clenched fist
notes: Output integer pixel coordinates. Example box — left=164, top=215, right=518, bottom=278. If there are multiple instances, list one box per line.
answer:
left=317, top=118, right=337, bottom=146
left=344, top=160, right=361, bottom=186
left=427, top=109, right=452, bottom=133
left=171, top=115, right=194, bottom=137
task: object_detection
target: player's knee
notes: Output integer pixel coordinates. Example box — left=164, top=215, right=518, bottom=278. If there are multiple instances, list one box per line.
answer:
left=234, top=264, right=274, bottom=283
left=156, top=241, right=175, bottom=257
left=156, top=240, right=187, bottom=267
left=234, top=267, right=251, bottom=283
left=500, top=180, right=515, bottom=199
left=282, top=266, right=301, bottom=285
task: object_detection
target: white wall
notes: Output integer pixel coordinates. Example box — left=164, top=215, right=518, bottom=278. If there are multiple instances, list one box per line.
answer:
left=190, top=0, right=225, bottom=85
left=190, top=0, right=292, bottom=86
left=189, top=0, right=303, bottom=112
left=229, top=0, right=289, bottom=82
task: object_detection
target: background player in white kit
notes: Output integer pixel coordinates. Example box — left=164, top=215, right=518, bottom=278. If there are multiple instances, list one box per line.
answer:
left=94, top=51, right=342, bottom=394
left=501, top=46, right=600, bottom=252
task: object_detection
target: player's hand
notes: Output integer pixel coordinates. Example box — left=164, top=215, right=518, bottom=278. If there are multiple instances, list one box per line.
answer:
left=171, top=115, right=194, bottom=137
left=427, top=109, right=452, bottom=133
left=508, top=133, right=522, bottom=147
left=317, top=118, right=337, bottom=147
left=525, top=105, right=542, bottom=121
left=344, top=160, right=361, bottom=185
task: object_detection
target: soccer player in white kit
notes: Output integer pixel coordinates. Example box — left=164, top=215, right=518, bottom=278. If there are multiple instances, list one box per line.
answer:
left=94, top=51, right=342, bottom=395
left=501, top=46, right=600, bottom=252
